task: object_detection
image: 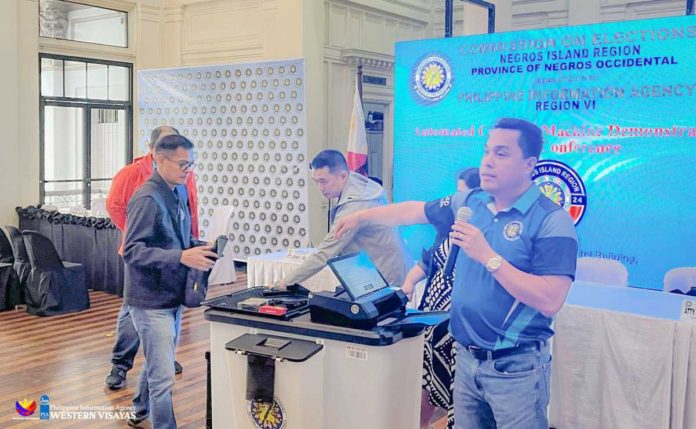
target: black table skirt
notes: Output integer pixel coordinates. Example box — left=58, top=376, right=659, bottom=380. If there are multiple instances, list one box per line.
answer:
left=17, top=207, right=125, bottom=296
left=0, top=263, right=21, bottom=311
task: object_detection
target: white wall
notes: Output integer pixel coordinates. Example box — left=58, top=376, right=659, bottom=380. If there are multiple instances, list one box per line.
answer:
left=160, top=0, right=305, bottom=67
left=303, top=0, right=328, bottom=244
left=0, top=0, right=22, bottom=229
left=0, top=0, right=40, bottom=229
left=323, top=0, right=431, bottom=200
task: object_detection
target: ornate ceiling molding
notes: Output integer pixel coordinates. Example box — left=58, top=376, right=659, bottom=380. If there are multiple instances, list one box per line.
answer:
left=341, top=49, right=394, bottom=71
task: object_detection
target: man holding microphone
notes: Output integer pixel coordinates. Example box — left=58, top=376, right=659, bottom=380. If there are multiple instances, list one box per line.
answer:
left=334, top=118, right=578, bottom=428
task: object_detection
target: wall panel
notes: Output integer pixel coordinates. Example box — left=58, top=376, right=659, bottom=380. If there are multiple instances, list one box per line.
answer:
left=139, top=60, right=309, bottom=258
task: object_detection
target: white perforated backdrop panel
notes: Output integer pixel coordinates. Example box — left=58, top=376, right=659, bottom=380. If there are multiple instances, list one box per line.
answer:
left=138, top=59, right=308, bottom=260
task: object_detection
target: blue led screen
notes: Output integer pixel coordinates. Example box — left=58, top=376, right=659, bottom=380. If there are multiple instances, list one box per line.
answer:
left=394, top=16, right=696, bottom=289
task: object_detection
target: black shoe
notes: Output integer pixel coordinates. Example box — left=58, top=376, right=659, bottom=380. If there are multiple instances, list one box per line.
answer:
left=127, top=415, right=148, bottom=427
left=104, top=367, right=126, bottom=390
left=174, top=360, right=183, bottom=374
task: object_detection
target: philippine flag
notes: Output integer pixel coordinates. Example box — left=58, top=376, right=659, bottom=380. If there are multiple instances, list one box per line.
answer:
left=346, top=81, right=368, bottom=175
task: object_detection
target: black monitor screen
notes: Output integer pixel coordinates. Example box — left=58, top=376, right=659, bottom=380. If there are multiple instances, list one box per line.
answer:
left=328, top=251, right=390, bottom=300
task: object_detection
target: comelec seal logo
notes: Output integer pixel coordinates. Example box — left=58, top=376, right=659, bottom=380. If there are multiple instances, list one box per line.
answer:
left=413, top=55, right=453, bottom=102
left=247, top=396, right=286, bottom=429
left=503, top=221, right=523, bottom=241
left=532, top=160, right=587, bottom=225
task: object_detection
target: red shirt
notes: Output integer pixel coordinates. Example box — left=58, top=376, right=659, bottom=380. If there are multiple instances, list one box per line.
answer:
left=106, top=153, right=199, bottom=254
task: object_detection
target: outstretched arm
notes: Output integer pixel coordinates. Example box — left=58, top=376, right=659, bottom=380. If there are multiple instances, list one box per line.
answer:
left=278, top=216, right=360, bottom=288
left=333, top=201, right=428, bottom=239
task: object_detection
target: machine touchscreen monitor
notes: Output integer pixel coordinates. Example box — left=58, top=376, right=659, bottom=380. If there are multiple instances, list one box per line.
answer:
left=327, top=252, right=390, bottom=301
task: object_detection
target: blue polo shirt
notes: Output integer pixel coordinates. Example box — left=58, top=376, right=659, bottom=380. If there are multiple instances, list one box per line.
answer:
left=425, top=185, right=578, bottom=350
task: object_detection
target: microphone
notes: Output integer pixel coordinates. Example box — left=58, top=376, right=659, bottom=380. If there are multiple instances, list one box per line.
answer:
left=443, top=206, right=473, bottom=277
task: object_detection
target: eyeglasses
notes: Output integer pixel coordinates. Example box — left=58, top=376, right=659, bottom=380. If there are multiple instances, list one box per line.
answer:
left=164, top=157, right=196, bottom=171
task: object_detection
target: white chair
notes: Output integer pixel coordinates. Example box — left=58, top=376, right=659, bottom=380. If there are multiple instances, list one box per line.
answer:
left=663, top=267, right=696, bottom=293
left=575, top=257, right=629, bottom=287
left=208, top=206, right=236, bottom=285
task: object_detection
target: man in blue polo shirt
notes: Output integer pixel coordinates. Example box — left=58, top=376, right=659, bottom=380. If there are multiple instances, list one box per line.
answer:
left=334, top=117, right=578, bottom=428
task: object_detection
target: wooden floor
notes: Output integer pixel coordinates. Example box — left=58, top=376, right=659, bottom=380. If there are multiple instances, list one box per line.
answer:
left=0, top=271, right=447, bottom=429
left=0, top=276, right=247, bottom=429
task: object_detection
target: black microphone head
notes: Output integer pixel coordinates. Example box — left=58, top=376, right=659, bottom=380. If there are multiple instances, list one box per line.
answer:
left=456, top=206, right=473, bottom=223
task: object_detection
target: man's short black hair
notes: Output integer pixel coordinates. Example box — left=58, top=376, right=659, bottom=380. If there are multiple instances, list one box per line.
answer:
left=310, top=150, right=349, bottom=174
left=493, top=118, right=543, bottom=159
left=149, top=126, right=180, bottom=148
left=457, top=167, right=480, bottom=189
left=154, top=134, right=194, bottom=153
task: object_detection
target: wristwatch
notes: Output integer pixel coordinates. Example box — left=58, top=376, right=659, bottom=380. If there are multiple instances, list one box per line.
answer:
left=485, top=255, right=503, bottom=273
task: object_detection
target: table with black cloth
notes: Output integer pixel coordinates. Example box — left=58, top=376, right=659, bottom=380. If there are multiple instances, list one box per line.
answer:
left=16, top=206, right=125, bottom=296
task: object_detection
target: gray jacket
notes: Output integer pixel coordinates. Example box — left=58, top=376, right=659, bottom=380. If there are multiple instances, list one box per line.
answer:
left=282, top=172, right=412, bottom=289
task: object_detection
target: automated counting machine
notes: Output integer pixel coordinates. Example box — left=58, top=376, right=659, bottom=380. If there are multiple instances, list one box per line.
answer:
left=205, top=252, right=448, bottom=429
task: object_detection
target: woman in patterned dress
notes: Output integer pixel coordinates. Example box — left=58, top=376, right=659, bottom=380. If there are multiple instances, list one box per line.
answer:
left=401, top=168, right=479, bottom=429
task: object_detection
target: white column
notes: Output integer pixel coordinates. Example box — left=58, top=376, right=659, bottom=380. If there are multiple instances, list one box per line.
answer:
left=163, top=1, right=184, bottom=67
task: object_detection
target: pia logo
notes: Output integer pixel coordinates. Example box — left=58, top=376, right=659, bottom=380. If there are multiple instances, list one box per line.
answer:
left=532, top=160, right=587, bottom=225
left=40, top=395, right=50, bottom=420
left=413, top=55, right=453, bottom=102
left=16, top=398, right=37, bottom=417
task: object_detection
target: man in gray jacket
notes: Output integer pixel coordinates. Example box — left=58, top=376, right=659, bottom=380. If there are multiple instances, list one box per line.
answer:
left=278, top=150, right=412, bottom=290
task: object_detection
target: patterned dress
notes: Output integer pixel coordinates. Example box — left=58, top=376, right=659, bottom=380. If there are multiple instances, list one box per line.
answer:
left=418, top=238, right=455, bottom=429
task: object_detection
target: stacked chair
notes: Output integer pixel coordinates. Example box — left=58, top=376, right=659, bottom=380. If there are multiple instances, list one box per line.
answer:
left=20, top=230, right=90, bottom=316
left=0, top=228, right=21, bottom=311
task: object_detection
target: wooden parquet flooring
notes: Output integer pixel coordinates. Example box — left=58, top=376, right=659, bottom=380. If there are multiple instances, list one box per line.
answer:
left=0, top=276, right=247, bottom=428
left=0, top=271, right=448, bottom=429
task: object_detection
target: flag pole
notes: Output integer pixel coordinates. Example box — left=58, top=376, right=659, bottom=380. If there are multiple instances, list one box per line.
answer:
left=357, top=64, right=363, bottom=102
left=347, top=64, right=369, bottom=177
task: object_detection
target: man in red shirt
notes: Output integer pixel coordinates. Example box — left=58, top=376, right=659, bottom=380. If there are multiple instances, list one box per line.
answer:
left=104, top=125, right=200, bottom=390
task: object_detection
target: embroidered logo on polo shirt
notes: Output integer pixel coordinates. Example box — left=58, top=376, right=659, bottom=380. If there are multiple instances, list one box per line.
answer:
left=439, top=196, right=451, bottom=207
left=503, top=221, right=523, bottom=241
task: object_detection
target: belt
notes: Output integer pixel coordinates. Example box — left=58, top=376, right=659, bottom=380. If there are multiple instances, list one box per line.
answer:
left=465, top=343, right=541, bottom=361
